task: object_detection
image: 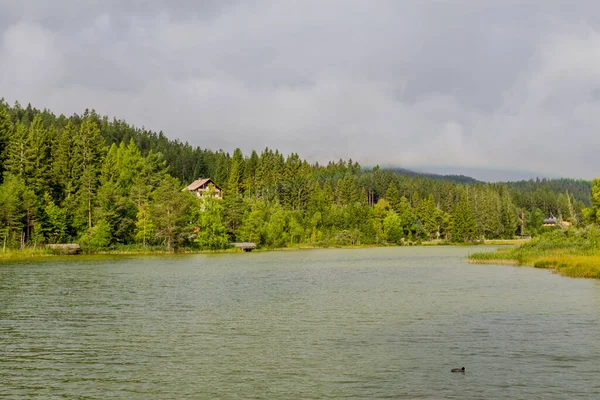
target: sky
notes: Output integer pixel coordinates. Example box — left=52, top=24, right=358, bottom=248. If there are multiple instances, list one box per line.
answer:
left=1, top=0, right=599, bottom=181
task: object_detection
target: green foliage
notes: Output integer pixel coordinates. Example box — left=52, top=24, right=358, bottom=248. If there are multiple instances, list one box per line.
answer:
left=134, top=204, right=155, bottom=247
left=397, top=196, right=416, bottom=237
left=237, top=206, right=265, bottom=244
left=0, top=100, right=595, bottom=253
left=43, top=193, right=68, bottom=243
left=151, top=176, right=191, bottom=249
left=585, top=178, right=600, bottom=224
left=80, top=219, right=112, bottom=250
left=0, top=107, right=13, bottom=183
left=417, top=194, right=438, bottom=240
left=195, top=195, right=229, bottom=250
left=385, top=184, right=401, bottom=212
left=0, top=175, right=25, bottom=249
left=451, top=192, right=476, bottom=242
left=383, top=211, right=403, bottom=243
left=469, top=227, right=600, bottom=279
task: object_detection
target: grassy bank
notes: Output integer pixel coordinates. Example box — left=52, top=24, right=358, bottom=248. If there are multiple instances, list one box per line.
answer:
left=0, top=239, right=510, bottom=262
left=0, top=247, right=57, bottom=261
left=468, top=228, right=600, bottom=279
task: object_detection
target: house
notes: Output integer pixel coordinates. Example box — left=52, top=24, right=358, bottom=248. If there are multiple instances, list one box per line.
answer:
left=542, top=216, right=558, bottom=227
left=542, top=212, right=571, bottom=227
left=184, top=178, right=222, bottom=199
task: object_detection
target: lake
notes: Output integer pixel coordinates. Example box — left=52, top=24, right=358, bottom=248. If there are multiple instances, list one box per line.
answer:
left=1, top=246, right=599, bottom=399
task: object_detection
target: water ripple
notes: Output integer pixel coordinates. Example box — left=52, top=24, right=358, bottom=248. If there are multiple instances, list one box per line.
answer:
left=1, top=246, right=599, bottom=399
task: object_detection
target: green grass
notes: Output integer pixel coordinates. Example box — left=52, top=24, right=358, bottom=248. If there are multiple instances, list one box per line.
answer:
left=468, top=228, right=600, bottom=279
left=0, top=247, right=56, bottom=261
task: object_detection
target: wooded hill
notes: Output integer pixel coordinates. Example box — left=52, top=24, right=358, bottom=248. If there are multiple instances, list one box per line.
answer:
left=0, top=100, right=593, bottom=250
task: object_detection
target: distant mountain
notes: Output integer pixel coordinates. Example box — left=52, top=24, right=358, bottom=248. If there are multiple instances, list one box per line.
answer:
left=405, top=165, right=557, bottom=182
left=377, top=166, right=591, bottom=206
left=505, top=177, right=592, bottom=206
left=380, top=167, right=482, bottom=185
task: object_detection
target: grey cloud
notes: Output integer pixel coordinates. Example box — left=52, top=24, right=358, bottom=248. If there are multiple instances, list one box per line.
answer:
left=1, top=0, right=600, bottom=179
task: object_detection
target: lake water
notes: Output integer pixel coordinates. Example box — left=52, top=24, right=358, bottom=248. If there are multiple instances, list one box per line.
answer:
left=1, top=246, right=599, bottom=399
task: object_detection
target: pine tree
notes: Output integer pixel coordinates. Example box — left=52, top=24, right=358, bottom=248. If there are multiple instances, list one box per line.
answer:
left=53, top=120, right=78, bottom=201
left=226, top=148, right=244, bottom=196
left=0, top=175, right=25, bottom=249
left=243, top=150, right=259, bottom=196
left=397, top=196, right=416, bottom=237
left=386, top=184, right=401, bottom=213
left=151, top=176, right=190, bottom=249
left=417, top=194, right=438, bottom=240
left=26, top=114, right=53, bottom=195
left=0, top=107, right=13, bottom=183
left=43, top=192, right=68, bottom=243
left=134, top=204, right=155, bottom=247
left=451, top=192, right=476, bottom=242
left=237, top=207, right=265, bottom=244
left=4, top=122, right=30, bottom=179
left=336, top=174, right=361, bottom=206
left=73, top=116, right=105, bottom=230
left=499, top=189, right=517, bottom=239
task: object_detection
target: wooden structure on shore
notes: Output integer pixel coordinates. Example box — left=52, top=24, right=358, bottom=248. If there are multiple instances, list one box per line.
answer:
left=46, top=244, right=81, bottom=255
left=231, top=242, right=257, bottom=252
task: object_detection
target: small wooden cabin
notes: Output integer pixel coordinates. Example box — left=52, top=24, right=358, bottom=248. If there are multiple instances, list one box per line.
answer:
left=185, top=178, right=222, bottom=199
left=542, top=217, right=558, bottom=227
left=542, top=213, right=571, bottom=228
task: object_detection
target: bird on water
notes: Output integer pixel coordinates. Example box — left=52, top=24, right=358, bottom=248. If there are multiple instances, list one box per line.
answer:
left=451, top=367, right=465, bottom=373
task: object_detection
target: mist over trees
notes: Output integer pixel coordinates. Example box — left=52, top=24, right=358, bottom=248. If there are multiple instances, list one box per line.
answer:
left=0, top=100, right=593, bottom=251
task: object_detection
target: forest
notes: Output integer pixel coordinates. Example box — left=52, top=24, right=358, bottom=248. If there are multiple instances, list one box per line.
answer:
left=0, top=99, right=594, bottom=251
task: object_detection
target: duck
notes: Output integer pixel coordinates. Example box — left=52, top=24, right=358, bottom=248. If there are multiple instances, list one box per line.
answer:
left=451, top=367, right=465, bottom=373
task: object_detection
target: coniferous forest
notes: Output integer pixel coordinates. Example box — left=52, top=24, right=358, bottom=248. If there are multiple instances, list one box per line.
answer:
left=0, top=100, right=593, bottom=251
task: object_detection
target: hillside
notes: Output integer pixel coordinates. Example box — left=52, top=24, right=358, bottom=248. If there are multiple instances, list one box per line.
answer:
left=0, top=100, right=594, bottom=251
left=381, top=167, right=482, bottom=185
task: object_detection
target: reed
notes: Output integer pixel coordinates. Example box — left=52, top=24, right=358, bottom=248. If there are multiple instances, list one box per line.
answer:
left=468, top=227, right=600, bottom=279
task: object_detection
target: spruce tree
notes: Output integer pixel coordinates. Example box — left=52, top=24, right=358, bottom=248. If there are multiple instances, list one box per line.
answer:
left=53, top=120, right=77, bottom=202
left=386, top=184, right=401, bottom=213
left=26, top=114, right=53, bottom=195
left=226, top=148, right=244, bottom=196
left=4, top=122, right=29, bottom=179
left=0, top=107, right=13, bottom=183
left=451, top=192, right=476, bottom=242
left=73, top=117, right=105, bottom=230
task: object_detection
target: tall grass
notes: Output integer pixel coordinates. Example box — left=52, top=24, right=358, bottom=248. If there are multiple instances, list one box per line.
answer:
left=469, top=227, right=600, bottom=279
left=0, top=247, right=56, bottom=261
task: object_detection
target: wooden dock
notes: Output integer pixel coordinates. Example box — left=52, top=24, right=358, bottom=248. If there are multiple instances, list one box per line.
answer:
left=231, top=242, right=257, bottom=252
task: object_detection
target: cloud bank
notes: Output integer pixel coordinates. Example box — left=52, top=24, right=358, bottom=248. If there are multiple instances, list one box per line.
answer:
left=1, top=1, right=600, bottom=180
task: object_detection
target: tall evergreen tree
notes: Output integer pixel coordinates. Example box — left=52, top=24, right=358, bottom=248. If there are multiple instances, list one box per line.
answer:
left=73, top=116, right=105, bottom=230
left=26, top=114, right=53, bottom=195
left=4, top=122, right=30, bottom=179
left=451, top=192, right=477, bottom=242
left=386, top=184, right=401, bottom=213
left=0, top=107, right=13, bottom=183
left=53, top=120, right=78, bottom=202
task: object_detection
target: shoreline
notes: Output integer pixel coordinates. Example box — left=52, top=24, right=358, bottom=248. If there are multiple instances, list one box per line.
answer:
left=0, top=240, right=521, bottom=262
left=469, top=254, right=600, bottom=280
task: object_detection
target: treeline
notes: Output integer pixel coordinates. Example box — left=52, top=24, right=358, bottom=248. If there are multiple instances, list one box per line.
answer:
left=0, top=100, right=593, bottom=250
left=382, top=167, right=481, bottom=185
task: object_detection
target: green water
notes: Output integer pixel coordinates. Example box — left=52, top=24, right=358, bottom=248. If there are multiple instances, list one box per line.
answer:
left=1, top=246, right=599, bottom=399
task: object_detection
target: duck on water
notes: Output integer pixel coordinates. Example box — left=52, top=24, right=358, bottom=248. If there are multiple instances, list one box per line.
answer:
left=451, top=367, right=465, bottom=373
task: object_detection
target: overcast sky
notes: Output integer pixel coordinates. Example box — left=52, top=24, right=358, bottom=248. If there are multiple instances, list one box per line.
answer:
left=1, top=1, right=599, bottom=180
